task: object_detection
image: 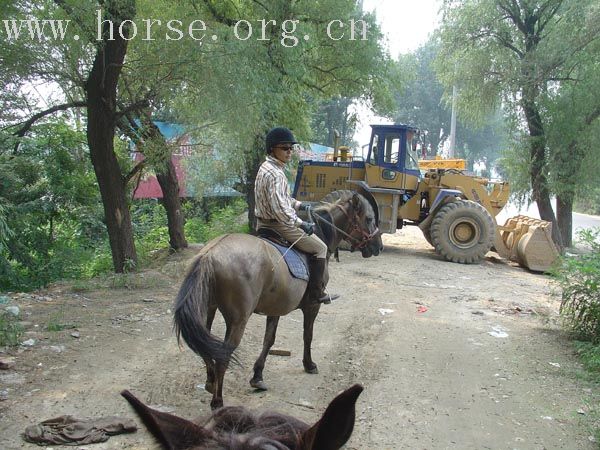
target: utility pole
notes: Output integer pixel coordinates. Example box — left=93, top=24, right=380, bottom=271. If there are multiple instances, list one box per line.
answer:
left=449, top=84, right=457, bottom=158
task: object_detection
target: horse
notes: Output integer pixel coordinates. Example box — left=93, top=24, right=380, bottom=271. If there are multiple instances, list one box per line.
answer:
left=122, top=384, right=364, bottom=450
left=174, top=191, right=382, bottom=409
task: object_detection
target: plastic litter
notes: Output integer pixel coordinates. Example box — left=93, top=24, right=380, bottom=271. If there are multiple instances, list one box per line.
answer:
left=488, top=326, right=508, bottom=338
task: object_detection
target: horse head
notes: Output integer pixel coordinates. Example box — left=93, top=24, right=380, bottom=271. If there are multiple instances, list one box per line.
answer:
left=316, top=192, right=382, bottom=258
left=345, top=192, right=383, bottom=258
left=122, top=384, right=363, bottom=450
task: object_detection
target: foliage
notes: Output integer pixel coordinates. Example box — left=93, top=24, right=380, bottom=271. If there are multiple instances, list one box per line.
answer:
left=436, top=0, right=600, bottom=246
left=574, top=341, right=600, bottom=377
left=0, top=0, right=395, bottom=283
left=185, top=199, right=248, bottom=243
left=575, top=187, right=600, bottom=216
left=310, top=97, right=357, bottom=148
left=0, top=202, right=13, bottom=253
left=544, top=41, right=600, bottom=217
left=554, top=228, right=600, bottom=343
left=0, top=122, right=104, bottom=291
left=183, top=0, right=396, bottom=215
left=394, top=37, right=506, bottom=169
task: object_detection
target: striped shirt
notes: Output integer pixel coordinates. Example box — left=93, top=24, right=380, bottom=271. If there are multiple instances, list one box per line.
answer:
left=255, top=155, right=302, bottom=227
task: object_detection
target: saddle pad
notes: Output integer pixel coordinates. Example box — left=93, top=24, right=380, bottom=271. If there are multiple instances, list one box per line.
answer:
left=263, top=240, right=309, bottom=281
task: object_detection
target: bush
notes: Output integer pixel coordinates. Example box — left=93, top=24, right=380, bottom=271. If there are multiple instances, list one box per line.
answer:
left=0, top=310, right=23, bottom=347
left=554, top=228, right=600, bottom=343
left=185, top=198, right=248, bottom=243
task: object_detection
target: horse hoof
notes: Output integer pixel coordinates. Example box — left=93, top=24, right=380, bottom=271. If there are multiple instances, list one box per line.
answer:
left=304, top=364, right=319, bottom=374
left=250, top=379, right=268, bottom=391
left=210, top=399, right=223, bottom=410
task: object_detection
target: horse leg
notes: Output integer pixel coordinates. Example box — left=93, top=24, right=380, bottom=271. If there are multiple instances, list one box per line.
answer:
left=202, top=304, right=218, bottom=394
left=250, top=316, right=280, bottom=391
left=211, top=320, right=247, bottom=410
left=301, top=305, right=320, bottom=374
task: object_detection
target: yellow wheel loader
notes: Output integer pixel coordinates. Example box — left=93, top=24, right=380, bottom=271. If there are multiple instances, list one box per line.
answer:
left=293, top=124, right=559, bottom=271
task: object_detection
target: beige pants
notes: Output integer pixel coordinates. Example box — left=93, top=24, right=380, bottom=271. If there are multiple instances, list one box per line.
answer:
left=256, top=220, right=328, bottom=259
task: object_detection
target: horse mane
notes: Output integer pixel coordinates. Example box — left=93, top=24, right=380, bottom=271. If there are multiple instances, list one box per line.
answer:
left=314, top=191, right=374, bottom=217
left=312, top=191, right=354, bottom=213
left=201, top=407, right=308, bottom=449
left=311, top=191, right=375, bottom=253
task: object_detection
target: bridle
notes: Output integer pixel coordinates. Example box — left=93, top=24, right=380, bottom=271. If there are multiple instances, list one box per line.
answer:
left=312, top=200, right=379, bottom=251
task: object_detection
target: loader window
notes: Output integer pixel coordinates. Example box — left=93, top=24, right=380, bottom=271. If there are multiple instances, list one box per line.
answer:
left=368, top=135, right=379, bottom=164
left=383, top=134, right=400, bottom=165
left=405, top=131, right=419, bottom=171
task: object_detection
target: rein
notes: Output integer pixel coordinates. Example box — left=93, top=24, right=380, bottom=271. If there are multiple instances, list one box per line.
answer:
left=312, top=202, right=379, bottom=251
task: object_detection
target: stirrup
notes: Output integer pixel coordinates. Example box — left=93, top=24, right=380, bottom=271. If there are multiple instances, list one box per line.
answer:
left=316, top=291, right=340, bottom=305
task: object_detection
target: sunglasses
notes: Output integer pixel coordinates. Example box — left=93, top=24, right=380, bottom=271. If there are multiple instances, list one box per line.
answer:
left=274, top=145, right=297, bottom=152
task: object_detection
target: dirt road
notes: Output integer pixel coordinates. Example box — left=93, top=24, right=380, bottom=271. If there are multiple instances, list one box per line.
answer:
left=1, top=228, right=597, bottom=449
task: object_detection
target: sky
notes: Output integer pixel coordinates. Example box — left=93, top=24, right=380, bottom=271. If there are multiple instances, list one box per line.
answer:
left=353, top=0, right=441, bottom=148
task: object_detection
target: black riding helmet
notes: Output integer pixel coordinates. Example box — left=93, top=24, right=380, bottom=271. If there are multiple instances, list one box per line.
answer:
left=265, top=127, right=298, bottom=154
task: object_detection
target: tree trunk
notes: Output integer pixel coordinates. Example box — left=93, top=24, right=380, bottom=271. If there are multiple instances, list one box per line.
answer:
left=556, top=195, right=573, bottom=248
left=521, top=95, right=564, bottom=250
left=142, top=119, right=188, bottom=250
left=156, top=161, right=188, bottom=250
left=86, top=1, right=137, bottom=273
left=246, top=132, right=265, bottom=232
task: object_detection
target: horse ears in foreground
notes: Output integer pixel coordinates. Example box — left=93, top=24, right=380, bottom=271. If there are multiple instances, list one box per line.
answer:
left=121, top=384, right=364, bottom=450
left=351, top=192, right=361, bottom=211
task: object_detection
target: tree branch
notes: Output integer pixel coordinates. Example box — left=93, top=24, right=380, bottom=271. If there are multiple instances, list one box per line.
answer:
left=125, top=158, right=146, bottom=184
left=201, top=0, right=237, bottom=26
left=12, top=101, right=87, bottom=153
left=13, top=101, right=87, bottom=138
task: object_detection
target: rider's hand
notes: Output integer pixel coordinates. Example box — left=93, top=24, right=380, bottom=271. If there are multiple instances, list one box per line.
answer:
left=299, top=221, right=316, bottom=236
left=299, top=202, right=312, bottom=212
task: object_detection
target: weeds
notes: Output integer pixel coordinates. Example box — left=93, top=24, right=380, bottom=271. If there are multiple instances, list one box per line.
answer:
left=45, top=306, right=77, bottom=332
left=554, top=228, right=600, bottom=343
left=554, top=228, right=600, bottom=446
left=0, top=310, right=23, bottom=347
left=185, top=198, right=248, bottom=243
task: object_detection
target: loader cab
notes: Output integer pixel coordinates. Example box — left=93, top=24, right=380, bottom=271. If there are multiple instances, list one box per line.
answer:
left=365, top=124, right=421, bottom=192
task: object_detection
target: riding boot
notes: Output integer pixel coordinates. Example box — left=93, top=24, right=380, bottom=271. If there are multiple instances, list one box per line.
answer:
left=307, top=258, right=340, bottom=304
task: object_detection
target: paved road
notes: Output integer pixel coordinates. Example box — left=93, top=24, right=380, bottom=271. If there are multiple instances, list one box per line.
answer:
left=497, top=201, right=600, bottom=244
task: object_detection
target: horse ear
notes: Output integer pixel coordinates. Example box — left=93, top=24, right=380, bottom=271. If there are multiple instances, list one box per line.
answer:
left=351, top=193, right=361, bottom=211
left=300, top=384, right=363, bottom=450
left=121, top=390, right=212, bottom=449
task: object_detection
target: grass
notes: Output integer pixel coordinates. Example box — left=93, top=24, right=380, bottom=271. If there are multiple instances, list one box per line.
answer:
left=45, top=305, right=77, bottom=332
left=575, top=341, right=600, bottom=382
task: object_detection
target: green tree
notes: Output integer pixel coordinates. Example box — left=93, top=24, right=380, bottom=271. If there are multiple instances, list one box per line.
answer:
left=196, top=0, right=395, bottom=229
left=545, top=42, right=600, bottom=246
left=437, top=0, right=600, bottom=249
left=0, top=121, right=102, bottom=290
left=311, top=97, right=357, bottom=148
left=394, top=38, right=506, bottom=170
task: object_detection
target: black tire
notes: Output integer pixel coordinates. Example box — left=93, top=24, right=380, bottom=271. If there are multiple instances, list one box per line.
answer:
left=429, top=200, right=495, bottom=264
left=422, top=227, right=433, bottom=246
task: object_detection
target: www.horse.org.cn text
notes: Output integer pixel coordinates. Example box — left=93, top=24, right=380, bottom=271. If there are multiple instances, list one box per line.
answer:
left=1, top=12, right=370, bottom=48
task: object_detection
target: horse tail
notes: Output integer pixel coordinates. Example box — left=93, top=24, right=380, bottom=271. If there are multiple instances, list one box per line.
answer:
left=173, top=252, right=234, bottom=365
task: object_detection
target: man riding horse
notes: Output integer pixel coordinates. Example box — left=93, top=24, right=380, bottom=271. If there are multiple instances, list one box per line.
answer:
left=255, top=126, right=339, bottom=304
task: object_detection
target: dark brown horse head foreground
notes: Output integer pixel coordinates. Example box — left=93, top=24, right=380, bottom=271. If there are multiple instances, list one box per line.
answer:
left=174, top=192, right=381, bottom=409
left=122, top=384, right=363, bottom=450
left=312, top=191, right=382, bottom=258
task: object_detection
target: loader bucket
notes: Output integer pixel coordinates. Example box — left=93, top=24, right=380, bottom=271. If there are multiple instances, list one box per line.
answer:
left=495, top=215, right=559, bottom=272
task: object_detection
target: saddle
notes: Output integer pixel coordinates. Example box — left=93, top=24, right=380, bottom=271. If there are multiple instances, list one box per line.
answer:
left=256, top=228, right=309, bottom=281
